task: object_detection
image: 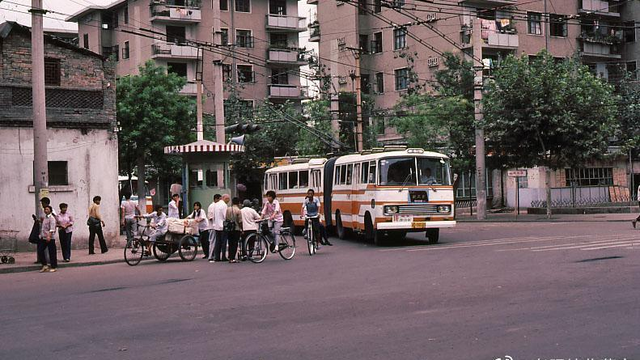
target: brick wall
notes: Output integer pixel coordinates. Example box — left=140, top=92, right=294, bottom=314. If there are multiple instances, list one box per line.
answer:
left=0, top=25, right=115, bottom=128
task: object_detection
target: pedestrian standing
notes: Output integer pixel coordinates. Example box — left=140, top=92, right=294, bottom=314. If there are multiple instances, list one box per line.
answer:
left=121, top=193, right=140, bottom=244
left=56, top=203, right=74, bottom=262
left=38, top=205, right=58, bottom=273
left=34, top=197, right=53, bottom=264
left=225, top=197, right=243, bottom=263
left=633, top=184, right=640, bottom=229
left=170, top=180, right=183, bottom=217
left=207, top=194, right=220, bottom=262
left=88, top=195, right=108, bottom=254
left=187, top=201, right=209, bottom=259
left=241, top=199, right=261, bottom=261
left=211, top=194, right=230, bottom=262
left=168, top=193, right=180, bottom=219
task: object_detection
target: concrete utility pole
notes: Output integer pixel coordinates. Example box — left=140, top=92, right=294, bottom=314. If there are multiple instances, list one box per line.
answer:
left=196, top=48, right=203, bottom=141
left=31, top=0, right=49, bottom=215
left=472, top=17, right=487, bottom=220
left=350, top=49, right=364, bottom=152
left=212, top=1, right=225, bottom=144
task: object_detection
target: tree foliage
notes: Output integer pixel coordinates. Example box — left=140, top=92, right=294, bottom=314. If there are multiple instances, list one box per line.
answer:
left=117, top=61, right=195, bottom=189
left=483, top=51, right=618, bottom=169
left=615, top=76, right=640, bottom=152
left=389, top=52, right=475, bottom=171
left=296, top=99, right=334, bottom=156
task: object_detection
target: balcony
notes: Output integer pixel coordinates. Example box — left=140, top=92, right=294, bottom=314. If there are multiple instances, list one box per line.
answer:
left=150, top=1, right=202, bottom=23
left=580, top=42, right=621, bottom=59
left=308, top=21, right=320, bottom=42
left=266, top=14, right=307, bottom=32
left=267, top=49, right=306, bottom=66
left=461, top=20, right=519, bottom=49
left=268, top=84, right=308, bottom=99
left=152, top=42, right=199, bottom=59
left=486, top=32, right=519, bottom=48
left=579, top=0, right=620, bottom=18
left=180, top=81, right=198, bottom=96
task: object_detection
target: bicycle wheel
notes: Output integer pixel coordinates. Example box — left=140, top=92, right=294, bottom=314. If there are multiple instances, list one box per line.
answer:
left=124, top=238, right=144, bottom=266
left=178, top=235, right=198, bottom=261
left=306, top=224, right=315, bottom=256
left=278, top=232, right=296, bottom=260
left=246, top=234, right=268, bottom=264
left=153, top=242, right=171, bottom=262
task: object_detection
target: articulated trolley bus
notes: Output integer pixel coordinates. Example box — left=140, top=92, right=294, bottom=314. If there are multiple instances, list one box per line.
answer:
left=264, top=147, right=456, bottom=245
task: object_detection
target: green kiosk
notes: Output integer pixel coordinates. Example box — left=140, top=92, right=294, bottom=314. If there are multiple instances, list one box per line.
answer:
left=164, top=139, right=244, bottom=214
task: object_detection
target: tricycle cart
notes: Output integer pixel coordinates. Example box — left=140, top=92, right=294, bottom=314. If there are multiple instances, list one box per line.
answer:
left=124, top=219, right=199, bottom=266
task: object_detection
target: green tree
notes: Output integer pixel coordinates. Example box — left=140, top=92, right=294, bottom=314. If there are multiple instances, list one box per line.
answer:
left=296, top=99, right=334, bottom=156
left=616, top=75, right=640, bottom=153
left=389, top=52, right=475, bottom=172
left=117, top=61, right=195, bottom=206
left=483, top=51, right=618, bottom=216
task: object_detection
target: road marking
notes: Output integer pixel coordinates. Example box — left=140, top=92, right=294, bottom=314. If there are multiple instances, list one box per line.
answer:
left=406, top=235, right=585, bottom=252
left=532, top=239, right=640, bottom=252
left=499, top=235, right=640, bottom=252
left=581, top=241, right=640, bottom=251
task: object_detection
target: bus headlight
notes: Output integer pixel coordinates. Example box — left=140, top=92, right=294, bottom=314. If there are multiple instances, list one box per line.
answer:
left=437, top=205, right=451, bottom=213
left=384, top=205, right=399, bottom=215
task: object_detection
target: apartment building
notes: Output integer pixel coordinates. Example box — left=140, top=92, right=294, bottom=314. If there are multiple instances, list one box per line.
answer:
left=67, top=0, right=308, bottom=142
left=308, top=0, right=639, bottom=143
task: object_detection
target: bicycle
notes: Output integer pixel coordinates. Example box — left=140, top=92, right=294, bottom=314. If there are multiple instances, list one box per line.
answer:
left=244, top=219, right=296, bottom=263
left=304, top=215, right=320, bottom=256
left=124, top=221, right=151, bottom=266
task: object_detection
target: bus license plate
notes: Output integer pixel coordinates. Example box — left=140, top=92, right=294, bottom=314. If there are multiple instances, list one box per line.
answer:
left=394, top=215, right=413, bottom=223
left=412, top=222, right=426, bottom=229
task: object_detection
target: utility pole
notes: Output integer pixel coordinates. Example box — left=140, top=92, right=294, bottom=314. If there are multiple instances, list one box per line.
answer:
left=31, top=0, right=49, bottom=216
left=196, top=48, right=204, bottom=141
left=543, top=0, right=549, bottom=51
left=347, top=47, right=364, bottom=152
left=212, top=1, right=225, bottom=144
left=472, top=17, right=487, bottom=220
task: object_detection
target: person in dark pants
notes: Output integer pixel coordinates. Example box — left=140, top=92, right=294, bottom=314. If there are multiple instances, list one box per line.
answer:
left=56, top=203, right=74, bottom=262
left=211, top=194, right=230, bottom=262
left=240, top=199, right=261, bottom=261
left=38, top=205, right=58, bottom=273
left=226, top=197, right=243, bottom=263
left=187, top=201, right=209, bottom=259
left=88, top=195, right=108, bottom=254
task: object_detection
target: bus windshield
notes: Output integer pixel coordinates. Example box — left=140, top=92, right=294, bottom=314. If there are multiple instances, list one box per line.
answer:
left=378, top=157, right=451, bottom=186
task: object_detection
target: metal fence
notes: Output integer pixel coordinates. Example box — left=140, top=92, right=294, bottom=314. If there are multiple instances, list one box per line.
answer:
left=530, top=185, right=633, bottom=208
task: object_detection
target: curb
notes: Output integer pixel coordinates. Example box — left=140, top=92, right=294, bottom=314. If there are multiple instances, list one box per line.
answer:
left=456, top=218, right=631, bottom=223
left=0, top=258, right=123, bottom=275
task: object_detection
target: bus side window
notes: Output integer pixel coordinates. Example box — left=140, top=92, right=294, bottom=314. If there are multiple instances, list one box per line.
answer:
left=354, top=163, right=360, bottom=185
left=369, top=161, right=376, bottom=184
left=289, top=171, right=298, bottom=189
left=278, top=172, right=287, bottom=190
left=340, top=165, right=347, bottom=185
left=346, top=164, right=353, bottom=185
left=335, top=166, right=341, bottom=185
left=361, top=162, right=369, bottom=183
left=299, top=170, right=309, bottom=188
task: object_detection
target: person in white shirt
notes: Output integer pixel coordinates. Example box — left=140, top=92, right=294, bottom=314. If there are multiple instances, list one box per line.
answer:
left=207, top=194, right=219, bottom=261
left=211, top=194, right=230, bottom=262
left=38, top=205, right=58, bottom=273
left=301, top=189, right=332, bottom=246
left=240, top=199, right=261, bottom=260
left=187, top=201, right=209, bottom=259
left=138, top=205, right=168, bottom=244
left=261, top=190, right=283, bottom=252
left=168, top=193, right=180, bottom=219
left=121, top=193, right=141, bottom=243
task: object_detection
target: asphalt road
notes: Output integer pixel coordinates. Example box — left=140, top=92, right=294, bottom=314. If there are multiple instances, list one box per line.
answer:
left=1, top=222, right=639, bottom=360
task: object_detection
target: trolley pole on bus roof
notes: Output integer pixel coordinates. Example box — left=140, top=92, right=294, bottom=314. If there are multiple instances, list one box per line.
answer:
left=473, top=17, right=487, bottom=220
left=31, top=0, right=49, bottom=216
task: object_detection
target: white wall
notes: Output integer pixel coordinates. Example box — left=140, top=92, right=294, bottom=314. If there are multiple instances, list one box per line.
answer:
left=0, top=127, right=119, bottom=249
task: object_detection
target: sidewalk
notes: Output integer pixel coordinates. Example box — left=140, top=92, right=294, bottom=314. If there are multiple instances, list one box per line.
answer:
left=456, top=212, right=636, bottom=223
left=0, top=249, right=125, bottom=274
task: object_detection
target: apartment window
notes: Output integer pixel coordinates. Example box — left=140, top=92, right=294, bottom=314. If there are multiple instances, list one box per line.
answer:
left=237, top=65, right=254, bottom=83
left=395, top=68, right=409, bottom=91
left=269, top=0, right=286, bottom=15
left=624, top=21, right=636, bottom=43
left=549, top=14, right=567, bottom=37
left=44, top=58, right=61, bottom=86
left=359, top=34, right=369, bottom=53
left=392, top=0, right=404, bottom=8
left=360, top=73, right=371, bottom=94
left=236, top=30, right=253, bottom=48
left=220, top=0, right=228, bottom=10
left=222, top=64, right=232, bottom=82
left=235, top=0, right=250, bottom=13
left=374, top=0, right=381, bottom=13
left=358, top=0, right=367, bottom=14
left=375, top=72, right=384, bottom=93
left=166, top=25, right=186, bottom=44
left=565, top=168, right=613, bottom=186
left=394, top=27, right=407, bottom=50
left=271, top=68, right=289, bottom=84
left=167, top=62, right=188, bottom=78
left=123, top=4, right=129, bottom=24
left=627, top=61, right=637, bottom=79
left=48, top=161, right=68, bottom=186
left=83, top=34, right=89, bottom=49
left=113, top=45, right=119, bottom=61
left=220, top=28, right=229, bottom=45
left=528, top=12, right=542, bottom=35
left=270, top=33, right=288, bottom=48
left=372, top=32, right=382, bottom=53
left=122, top=41, right=130, bottom=59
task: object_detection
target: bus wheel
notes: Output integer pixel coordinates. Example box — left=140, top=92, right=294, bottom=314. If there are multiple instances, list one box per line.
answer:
left=426, top=228, right=440, bottom=244
left=336, top=212, right=347, bottom=240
